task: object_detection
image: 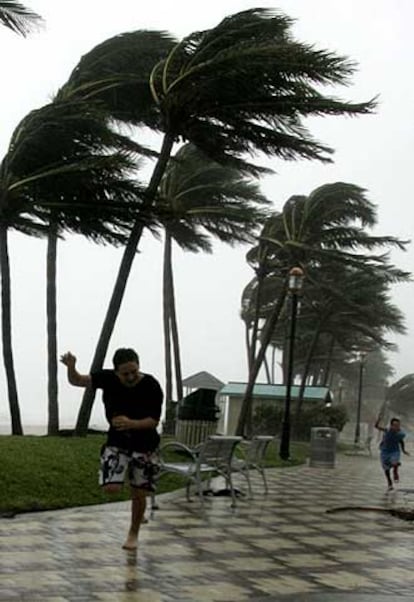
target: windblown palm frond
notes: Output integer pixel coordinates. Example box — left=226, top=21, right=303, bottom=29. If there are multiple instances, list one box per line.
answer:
left=58, top=30, right=177, bottom=130
left=158, top=143, right=269, bottom=250
left=0, top=99, right=157, bottom=241
left=256, top=183, right=409, bottom=272
left=0, top=0, right=42, bottom=36
left=60, top=9, right=376, bottom=176
left=149, top=8, right=376, bottom=173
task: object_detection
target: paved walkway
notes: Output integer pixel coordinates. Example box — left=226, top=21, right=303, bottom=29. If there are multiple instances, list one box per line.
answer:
left=1, top=452, right=414, bottom=601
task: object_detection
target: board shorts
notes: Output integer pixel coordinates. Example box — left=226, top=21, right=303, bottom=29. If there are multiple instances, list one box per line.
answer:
left=380, top=450, right=400, bottom=470
left=99, top=446, right=159, bottom=491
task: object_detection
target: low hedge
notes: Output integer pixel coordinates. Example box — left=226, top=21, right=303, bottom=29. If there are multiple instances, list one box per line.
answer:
left=252, top=403, right=348, bottom=440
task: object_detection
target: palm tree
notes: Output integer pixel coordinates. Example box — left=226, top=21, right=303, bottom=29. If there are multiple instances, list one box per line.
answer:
left=0, top=98, right=150, bottom=434
left=1, top=0, right=44, bottom=432
left=59, top=8, right=376, bottom=432
left=157, top=143, right=269, bottom=403
left=387, top=375, right=414, bottom=422
left=236, top=182, right=408, bottom=436
left=241, top=219, right=291, bottom=376
left=0, top=1, right=42, bottom=36
left=290, top=260, right=408, bottom=424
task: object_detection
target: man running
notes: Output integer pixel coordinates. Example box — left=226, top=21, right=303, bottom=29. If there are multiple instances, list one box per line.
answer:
left=61, top=347, right=163, bottom=550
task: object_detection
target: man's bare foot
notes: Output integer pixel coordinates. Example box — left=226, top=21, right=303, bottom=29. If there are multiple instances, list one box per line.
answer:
left=122, top=532, right=138, bottom=550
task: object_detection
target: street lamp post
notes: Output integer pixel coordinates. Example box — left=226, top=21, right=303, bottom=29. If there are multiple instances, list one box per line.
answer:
left=279, top=267, right=304, bottom=460
left=354, top=351, right=367, bottom=446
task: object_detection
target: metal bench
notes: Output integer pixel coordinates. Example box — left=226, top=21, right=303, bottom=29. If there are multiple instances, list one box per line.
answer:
left=155, top=435, right=243, bottom=508
left=231, top=435, right=274, bottom=497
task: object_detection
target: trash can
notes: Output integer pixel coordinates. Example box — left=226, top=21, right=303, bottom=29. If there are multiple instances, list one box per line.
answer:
left=309, top=427, right=337, bottom=468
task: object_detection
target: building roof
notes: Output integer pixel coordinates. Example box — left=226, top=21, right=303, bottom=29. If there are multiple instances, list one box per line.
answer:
left=182, top=371, right=225, bottom=391
left=219, top=382, right=332, bottom=402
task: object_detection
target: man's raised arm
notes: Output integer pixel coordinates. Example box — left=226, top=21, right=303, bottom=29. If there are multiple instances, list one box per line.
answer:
left=60, top=351, right=92, bottom=387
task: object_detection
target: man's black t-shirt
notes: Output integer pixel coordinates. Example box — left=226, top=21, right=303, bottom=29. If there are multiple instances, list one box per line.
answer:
left=91, top=370, right=163, bottom=452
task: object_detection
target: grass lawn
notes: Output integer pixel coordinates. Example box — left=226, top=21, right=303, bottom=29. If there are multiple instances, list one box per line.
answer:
left=0, top=434, right=309, bottom=515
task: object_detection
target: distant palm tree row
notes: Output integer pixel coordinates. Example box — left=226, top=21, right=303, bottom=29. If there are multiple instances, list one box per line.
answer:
left=238, top=184, right=410, bottom=435
left=2, top=5, right=407, bottom=438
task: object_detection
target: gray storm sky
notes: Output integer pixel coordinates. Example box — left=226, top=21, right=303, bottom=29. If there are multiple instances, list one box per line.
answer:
left=0, top=0, right=413, bottom=428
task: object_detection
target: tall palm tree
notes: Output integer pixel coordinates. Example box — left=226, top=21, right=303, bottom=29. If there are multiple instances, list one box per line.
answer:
left=0, top=98, right=151, bottom=434
left=59, top=8, right=376, bottom=432
left=241, top=220, right=290, bottom=375
left=236, top=182, right=408, bottom=435
left=0, top=1, right=42, bottom=36
left=158, top=143, right=269, bottom=403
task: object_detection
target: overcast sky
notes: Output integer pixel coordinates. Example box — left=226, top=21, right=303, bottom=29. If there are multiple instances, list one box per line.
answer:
left=0, top=0, right=413, bottom=429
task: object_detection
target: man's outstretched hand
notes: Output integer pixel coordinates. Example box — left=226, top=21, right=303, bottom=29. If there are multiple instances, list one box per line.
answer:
left=60, top=351, right=76, bottom=367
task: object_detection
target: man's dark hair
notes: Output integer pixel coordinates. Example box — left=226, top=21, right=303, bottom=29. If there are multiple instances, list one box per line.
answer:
left=390, top=417, right=401, bottom=425
left=112, top=348, right=139, bottom=370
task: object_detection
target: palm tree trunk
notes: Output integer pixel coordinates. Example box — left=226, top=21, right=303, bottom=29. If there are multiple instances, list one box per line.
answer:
left=282, top=331, right=288, bottom=384
left=75, top=132, right=175, bottom=435
left=264, top=355, right=271, bottom=383
left=236, top=284, right=288, bottom=436
left=294, top=322, right=322, bottom=428
left=271, top=345, right=276, bottom=383
left=311, top=370, right=319, bottom=386
left=167, top=242, right=183, bottom=401
left=163, top=231, right=173, bottom=404
left=47, top=222, right=59, bottom=435
left=0, top=224, right=23, bottom=435
left=276, top=310, right=289, bottom=384
left=244, top=320, right=252, bottom=372
left=322, top=335, right=336, bottom=386
left=249, top=263, right=266, bottom=370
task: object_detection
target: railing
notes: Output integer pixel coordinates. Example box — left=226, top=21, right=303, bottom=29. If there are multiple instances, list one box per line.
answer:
left=175, top=419, right=217, bottom=447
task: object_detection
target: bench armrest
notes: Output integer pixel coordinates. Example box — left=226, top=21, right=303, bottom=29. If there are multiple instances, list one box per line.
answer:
left=159, top=441, right=198, bottom=464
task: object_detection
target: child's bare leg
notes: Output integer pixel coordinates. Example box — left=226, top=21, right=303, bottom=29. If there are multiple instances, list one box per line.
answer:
left=385, top=469, right=393, bottom=489
left=392, top=463, right=400, bottom=482
left=123, top=488, right=146, bottom=550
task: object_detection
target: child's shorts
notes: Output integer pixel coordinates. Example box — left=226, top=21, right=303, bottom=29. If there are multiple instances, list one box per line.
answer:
left=99, top=446, right=159, bottom=491
left=380, top=450, right=400, bottom=470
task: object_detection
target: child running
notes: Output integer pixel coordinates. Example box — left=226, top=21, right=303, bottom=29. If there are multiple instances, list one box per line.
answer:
left=375, top=416, right=409, bottom=491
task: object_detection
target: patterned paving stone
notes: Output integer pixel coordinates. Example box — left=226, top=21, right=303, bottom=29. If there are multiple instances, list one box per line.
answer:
left=1, top=453, right=414, bottom=600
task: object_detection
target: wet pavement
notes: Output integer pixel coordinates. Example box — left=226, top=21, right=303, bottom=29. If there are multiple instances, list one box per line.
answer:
left=1, top=451, right=414, bottom=600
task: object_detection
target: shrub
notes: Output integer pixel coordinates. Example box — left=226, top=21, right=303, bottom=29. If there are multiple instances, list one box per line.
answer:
left=252, top=405, right=284, bottom=435
left=295, top=404, right=348, bottom=440
left=252, top=403, right=348, bottom=440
